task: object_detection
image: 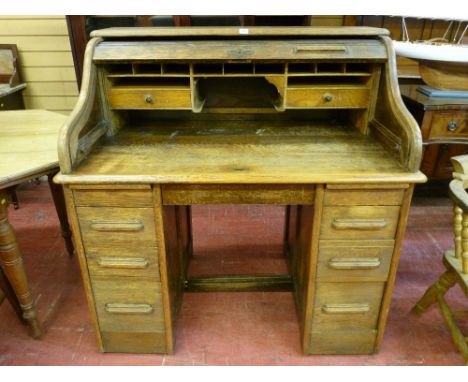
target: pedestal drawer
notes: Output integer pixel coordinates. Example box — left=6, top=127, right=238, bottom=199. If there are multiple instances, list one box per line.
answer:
left=91, top=277, right=166, bottom=333
left=73, top=187, right=153, bottom=207
left=317, top=240, right=394, bottom=281
left=91, top=277, right=167, bottom=353
left=86, top=246, right=160, bottom=279
left=312, top=282, right=385, bottom=330
left=308, top=329, right=377, bottom=355
left=320, top=205, right=400, bottom=240
left=76, top=207, right=157, bottom=248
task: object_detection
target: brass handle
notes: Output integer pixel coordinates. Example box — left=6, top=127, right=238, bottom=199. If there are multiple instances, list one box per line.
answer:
left=328, top=257, right=381, bottom=270
left=105, top=303, right=153, bottom=314
left=332, top=218, right=387, bottom=230
left=294, top=46, right=347, bottom=53
left=321, top=303, right=370, bottom=314
left=447, top=121, right=457, bottom=132
left=97, top=257, right=149, bottom=269
left=323, top=94, right=333, bottom=102
left=145, top=95, right=153, bottom=104
left=90, top=220, right=144, bottom=232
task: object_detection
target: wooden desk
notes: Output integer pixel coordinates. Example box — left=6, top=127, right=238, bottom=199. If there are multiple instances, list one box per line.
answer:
left=56, top=27, right=426, bottom=355
left=0, top=110, right=74, bottom=338
left=400, top=85, right=468, bottom=180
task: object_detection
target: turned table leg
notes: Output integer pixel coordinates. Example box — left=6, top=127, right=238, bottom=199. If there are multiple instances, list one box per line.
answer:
left=47, top=173, right=74, bottom=256
left=0, top=190, right=42, bottom=338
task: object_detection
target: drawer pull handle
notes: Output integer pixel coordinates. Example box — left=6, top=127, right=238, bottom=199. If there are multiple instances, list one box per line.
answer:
left=332, top=218, right=387, bottom=230
left=90, top=220, right=144, bottom=232
left=145, top=95, right=153, bottom=104
left=323, top=94, right=333, bottom=102
left=294, top=46, right=347, bottom=54
left=447, top=121, right=457, bottom=132
left=97, top=257, right=149, bottom=269
left=322, top=303, right=370, bottom=314
left=328, top=257, right=381, bottom=270
left=105, top=303, right=153, bottom=314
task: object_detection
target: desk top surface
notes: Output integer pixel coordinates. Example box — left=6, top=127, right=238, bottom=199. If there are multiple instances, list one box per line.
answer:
left=57, top=119, right=426, bottom=185
left=0, top=110, right=67, bottom=188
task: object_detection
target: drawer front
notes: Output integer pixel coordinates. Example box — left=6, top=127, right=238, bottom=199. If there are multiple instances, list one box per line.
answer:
left=428, top=111, right=468, bottom=141
left=312, top=282, right=385, bottom=330
left=77, top=207, right=157, bottom=247
left=320, top=205, right=400, bottom=240
left=73, top=188, right=153, bottom=207
left=324, top=188, right=405, bottom=206
left=86, top=247, right=160, bottom=279
left=109, top=87, right=192, bottom=109
left=317, top=241, right=394, bottom=281
left=286, top=87, right=369, bottom=109
left=308, top=329, right=377, bottom=355
left=91, top=277, right=165, bottom=333
left=162, top=184, right=315, bottom=205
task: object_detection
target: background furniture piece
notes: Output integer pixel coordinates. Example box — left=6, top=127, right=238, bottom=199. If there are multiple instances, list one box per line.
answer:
left=412, top=155, right=468, bottom=365
left=0, top=44, right=26, bottom=111
left=0, top=110, right=74, bottom=338
left=400, top=85, right=468, bottom=181
left=0, top=44, right=27, bottom=209
left=56, top=26, right=426, bottom=355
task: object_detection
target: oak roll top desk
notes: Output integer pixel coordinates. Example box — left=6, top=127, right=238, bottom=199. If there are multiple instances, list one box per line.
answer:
left=55, top=27, right=426, bottom=355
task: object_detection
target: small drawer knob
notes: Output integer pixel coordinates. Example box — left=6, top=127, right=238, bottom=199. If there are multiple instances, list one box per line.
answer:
left=145, top=95, right=153, bottom=104
left=323, top=94, right=333, bottom=102
left=447, top=121, right=457, bottom=132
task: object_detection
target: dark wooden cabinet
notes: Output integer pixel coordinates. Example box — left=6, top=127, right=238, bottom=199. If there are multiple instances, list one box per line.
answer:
left=401, top=85, right=468, bottom=181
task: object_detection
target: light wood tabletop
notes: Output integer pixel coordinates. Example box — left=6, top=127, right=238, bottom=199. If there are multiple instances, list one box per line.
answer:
left=0, top=110, right=67, bottom=189
left=0, top=109, right=72, bottom=339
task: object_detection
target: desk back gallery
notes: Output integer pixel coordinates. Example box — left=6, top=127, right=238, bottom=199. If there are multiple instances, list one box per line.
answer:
left=55, top=26, right=426, bottom=355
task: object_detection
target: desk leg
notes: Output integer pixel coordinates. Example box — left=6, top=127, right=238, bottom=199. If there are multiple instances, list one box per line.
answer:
left=47, top=173, right=74, bottom=256
left=0, top=191, right=42, bottom=338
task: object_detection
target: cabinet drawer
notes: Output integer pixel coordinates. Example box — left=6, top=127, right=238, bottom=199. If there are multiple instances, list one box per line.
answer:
left=109, top=86, right=192, bottom=110
left=320, top=205, right=400, bottom=240
left=428, top=111, right=468, bottom=142
left=324, top=187, right=405, bottom=206
left=77, top=207, right=156, bottom=247
left=91, top=277, right=165, bottom=333
left=312, top=282, right=385, bottom=330
left=86, top=247, right=160, bottom=279
left=317, top=241, right=394, bottom=281
left=73, top=187, right=153, bottom=207
left=286, top=87, right=369, bottom=109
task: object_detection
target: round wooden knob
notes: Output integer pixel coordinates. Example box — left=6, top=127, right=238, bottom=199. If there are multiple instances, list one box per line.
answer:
left=145, top=95, right=153, bottom=104
left=323, top=94, right=333, bottom=102
left=447, top=121, right=457, bottom=132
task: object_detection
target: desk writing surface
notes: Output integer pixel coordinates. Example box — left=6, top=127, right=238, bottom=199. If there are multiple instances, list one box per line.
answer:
left=0, top=110, right=67, bottom=188
left=61, top=120, right=426, bottom=184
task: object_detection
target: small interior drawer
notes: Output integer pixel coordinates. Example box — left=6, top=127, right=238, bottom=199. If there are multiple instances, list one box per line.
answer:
left=320, top=205, right=400, bottom=240
left=108, top=86, right=192, bottom=110
left=77, top=206, right=157, bottom=248
left=312, top=282, right=385, bottom=331
left=428, top=111, right=468, bottom=141
left=86, top=246, right=160, bottom=279
left=286, top=87, right=369, bottom=109
left=317, top=240, right=394, bottom=281
left=91, top=277, right=165, bottom=333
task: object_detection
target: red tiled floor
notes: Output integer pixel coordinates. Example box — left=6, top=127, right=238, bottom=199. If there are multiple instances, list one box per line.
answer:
left=0, top=181, right=466, bottom=365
